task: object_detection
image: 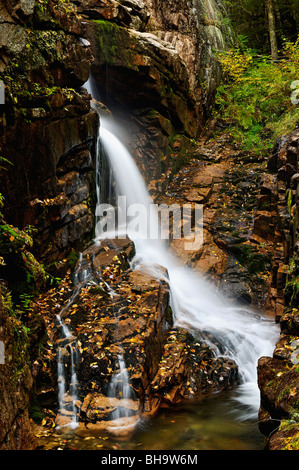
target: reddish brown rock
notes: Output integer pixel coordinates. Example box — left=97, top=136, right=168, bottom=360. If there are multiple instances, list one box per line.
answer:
left=0, top=1, right=99, bottom=273
left=256, top=128, right=299, bottom=449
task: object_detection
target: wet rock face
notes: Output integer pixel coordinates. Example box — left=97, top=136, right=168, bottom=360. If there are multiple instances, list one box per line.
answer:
left=78, top=0, right=232, bottom=110
left=257, top=129, right=299, bottom=450
left=84, top=19, right=199, bottom=182
left=0, top=0, right=100, bottom=449
left=143, top=0, right=233, bottom=107
left=0, top=0, right=99, bottom=270
left=151, top=134, right=278, bottom=310
left=148, top=329, right=238, bottom=414
left=0, top=285, right=37, bottom=450
left=2, top=88, right=98, bottom=271
left=75, top=0, right=150, bottom=30
left=32, top=237, right=171, bottom=431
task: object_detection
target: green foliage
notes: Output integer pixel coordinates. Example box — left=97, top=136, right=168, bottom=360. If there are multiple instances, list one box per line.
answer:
left=35, top=0, right=49, bottom=11
left=214, top=37, right=299, bottom=156
left=279, top=419, right=299, bottom=450
left=0, top=156, right=14, bottom=172
left=19, top=293, right=34, bottom=310
left=285, top=277, right=299, bottom=307
left=284, top=252, right=299, bottom=307
left=0, top=1, right=80, bottom=109
left=36, top=0, right=76, bottom=17
left=1, top=285, right=31, bottom=338
left=21, top=250, right=47, bottom=290
left=216, top=47, right=253, bottom=81
left=68, top=250, right=79, bottom=271
left=0, top=195, right=57, bottom=301
left=0, top=194, right=56, bottom=383
left=1, top=286, right=13, bottom=313
left=0, top=224, right=33, bottom=250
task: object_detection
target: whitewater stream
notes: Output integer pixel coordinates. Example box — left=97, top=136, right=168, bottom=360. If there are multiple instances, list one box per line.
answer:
left=96, top=118, right=279, bottom=422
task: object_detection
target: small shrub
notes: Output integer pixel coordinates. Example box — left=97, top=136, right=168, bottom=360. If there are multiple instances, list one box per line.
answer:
left=214, top=37, right=299, bottom=156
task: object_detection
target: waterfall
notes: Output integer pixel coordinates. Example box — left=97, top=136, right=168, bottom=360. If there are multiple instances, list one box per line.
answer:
left=56, top=318, right=79, bottom=429
left=104, top=273, right=136, bottom=420
left=108, top=355, right=135, bottom=420
left=55, top=254, right=93, bottom=429
left=97, top=122, right=280, bottom=420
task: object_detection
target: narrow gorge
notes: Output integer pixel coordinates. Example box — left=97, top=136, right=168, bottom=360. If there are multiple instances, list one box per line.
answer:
left=0, top=0, right=299, bottom=452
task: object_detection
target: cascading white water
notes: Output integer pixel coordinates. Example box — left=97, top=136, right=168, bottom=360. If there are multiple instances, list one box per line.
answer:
left=109, top=355, right=135, bottom=420
left=73, top=253, right=90, bottom=285
left=57, top=348, right=66, bottom=410
left=56, top=258, right=93, bottom=429
left=103, top=275, right=136, bottom=419
left=56, top=328, right=79, bottom=429
left=97, top=123, right=280, bottom=420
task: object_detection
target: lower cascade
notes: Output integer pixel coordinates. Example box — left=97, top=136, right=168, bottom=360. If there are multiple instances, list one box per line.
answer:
left=55, top=259, right=93, bottom=428
left=108, top=355, right=136, bottom=420
left=96, top=115, right=280, bottom=421
left=56, top=316, right=80, bottom=429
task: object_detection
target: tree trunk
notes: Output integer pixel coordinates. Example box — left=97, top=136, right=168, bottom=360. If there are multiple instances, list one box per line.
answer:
left=266, top=0, right=278, bottom=59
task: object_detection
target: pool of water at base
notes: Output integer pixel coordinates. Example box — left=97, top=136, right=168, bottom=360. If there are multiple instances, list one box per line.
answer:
left=37, top=390, right=266, bottom=451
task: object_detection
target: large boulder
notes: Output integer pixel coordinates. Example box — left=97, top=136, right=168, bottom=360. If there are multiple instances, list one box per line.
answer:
left=32, top=236, right=239, bottom=438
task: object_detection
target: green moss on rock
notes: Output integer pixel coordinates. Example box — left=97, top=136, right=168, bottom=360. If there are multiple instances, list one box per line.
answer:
left=93, top=19, right=137, bottom=68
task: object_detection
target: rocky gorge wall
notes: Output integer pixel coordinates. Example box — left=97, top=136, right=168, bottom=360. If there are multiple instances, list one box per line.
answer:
left=0, top=0, right=234, bottom=275
left=0, top=0, right=99, bottom=449
left=257, top=128, right=299, bottom=450
left=0, top=0, right=99, bottom=273
left=1, top=0, right=298, bottom=452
